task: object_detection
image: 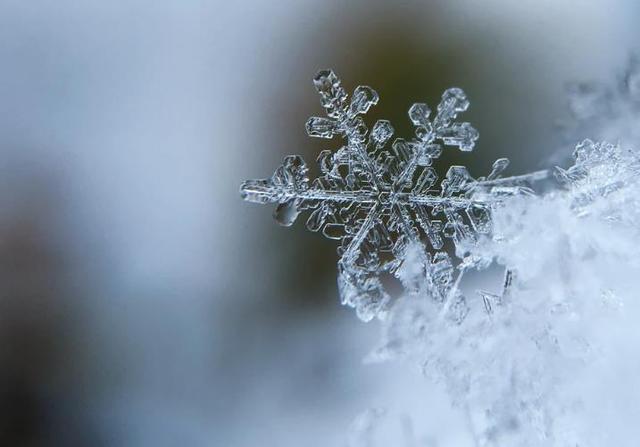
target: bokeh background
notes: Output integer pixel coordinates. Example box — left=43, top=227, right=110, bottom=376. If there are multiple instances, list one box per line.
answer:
left=0, top=1, right=638, bottom=445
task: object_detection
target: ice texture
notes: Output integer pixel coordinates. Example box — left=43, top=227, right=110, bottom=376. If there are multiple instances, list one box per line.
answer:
left=372, top=137, right=640, bottom=446
left=241, top=70, right=547, bottom=321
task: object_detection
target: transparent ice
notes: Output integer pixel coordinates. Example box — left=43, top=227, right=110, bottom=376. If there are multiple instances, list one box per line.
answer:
left=241, top=70, right=548, bottom=321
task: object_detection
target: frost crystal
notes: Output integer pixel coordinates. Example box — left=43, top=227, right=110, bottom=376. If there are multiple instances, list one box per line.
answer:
left=555, top=139, right=640, bottom=218
left=241, top=70, right=547, bottom=321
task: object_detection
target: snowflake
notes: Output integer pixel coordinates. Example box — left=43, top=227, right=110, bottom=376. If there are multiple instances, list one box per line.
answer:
left=241, top=70, right=548, bottom=321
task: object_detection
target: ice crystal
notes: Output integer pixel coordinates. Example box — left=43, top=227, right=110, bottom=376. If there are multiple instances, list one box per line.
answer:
left=555, top=139, right=640, bottom=219
left=241, top=70, right=548, bottom=321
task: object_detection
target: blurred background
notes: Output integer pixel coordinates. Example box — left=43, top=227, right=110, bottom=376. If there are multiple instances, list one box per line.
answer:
left=0, top=1, right=638, bottom=445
